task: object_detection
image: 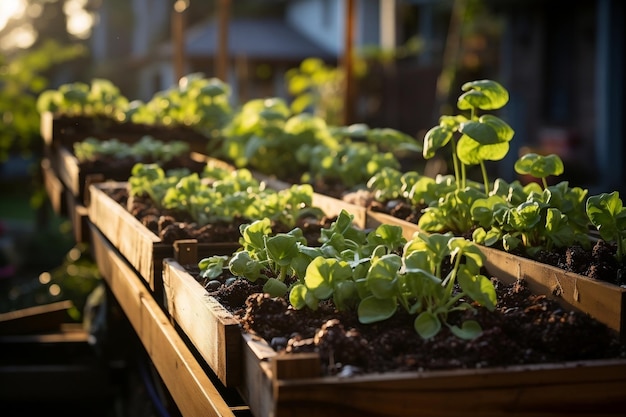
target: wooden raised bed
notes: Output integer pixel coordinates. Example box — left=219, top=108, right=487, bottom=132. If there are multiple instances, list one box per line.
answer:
left=40, top=112, right=213, bottom=154
left=364, top=213, right=626, bottom=338
left=53, top=145, right=210, bottom=206
left=161, top=247, right=626, bottom=417
left=88, top=181, right=367, bottom=301
left=88, top=223, right=243, bottom=417
left=40, top=157, right=67, bottom=217
left=88, top=181, right=239, bottom=300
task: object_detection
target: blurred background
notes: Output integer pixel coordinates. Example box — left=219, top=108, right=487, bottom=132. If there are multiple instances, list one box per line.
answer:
left=0, top=0, right=624, bottom=413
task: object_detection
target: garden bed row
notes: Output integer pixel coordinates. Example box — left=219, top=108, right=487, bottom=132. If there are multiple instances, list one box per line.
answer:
left=42, top=110, right=626, bottom=417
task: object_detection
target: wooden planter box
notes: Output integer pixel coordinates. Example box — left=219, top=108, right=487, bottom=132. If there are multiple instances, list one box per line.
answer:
left=54, top=145, right=210, bottom=206
left=88, top=223, right=242, bottom=416
left=88, top=181, right=367, bottom=302
left=41, top=157, right=67, bottom=217
left=364, top=213, right=626, bottom=338
left=88, top=181, right=239, bottom=300
left=40, top=112, right=213, bottom=154
left=161, top=251, right=626, bottom=417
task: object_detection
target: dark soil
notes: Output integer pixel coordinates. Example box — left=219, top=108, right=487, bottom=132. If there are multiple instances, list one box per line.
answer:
left=78, top=154, right=208, bottom=180
left=183, top=266, right=626, bottom=377
left=105, top=187, right=335, bottom=245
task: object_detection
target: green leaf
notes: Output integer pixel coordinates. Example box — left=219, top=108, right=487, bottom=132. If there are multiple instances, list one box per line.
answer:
left=586, top=192, right=626, bottom=242
left=514, top=153, right=564, bottom=179
left=414, top=311, right=442, bottom=339
left=457, top=267, right=496, bottom=311
left=263, top=278, right=288, bottom=297
left=449, top=320, right=482, bottom=339
left=265, top=234, right=301, bottom=267
left=459, top=120, right=499, bottom=145
left=423, top=125, right=453, bottom=159
left=366, top=254, right=402, bottom=298
left=457, top=79, right=509, bottom=110
left=357, top=295, right=397, bottom=324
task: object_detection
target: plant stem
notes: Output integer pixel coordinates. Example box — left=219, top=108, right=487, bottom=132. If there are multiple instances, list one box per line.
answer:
left=480, top=161, right=489, bottom=194
left=451, top=138, right=461, bottom=189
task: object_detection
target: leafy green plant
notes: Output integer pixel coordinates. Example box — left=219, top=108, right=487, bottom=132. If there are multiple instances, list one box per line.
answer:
left=357, top=232, right=496, bottom=339
left=200, top=209, right=496, bottom=340
left=423, top=79, right=513, bottom=193
left=586, top=192, right=626, bottom=262
left=514, top=153, right=564, bottom=189
left=73, top=135, right=190, bottom=163
left=127, top=73, right=232, bottom=142
left=128, top=162, right=324, bottom=228
left=37, top=78, right=129, bottom=121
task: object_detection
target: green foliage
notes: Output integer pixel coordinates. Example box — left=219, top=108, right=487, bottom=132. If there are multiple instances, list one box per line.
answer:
left=222, top=95, right=419, bottom=190
left=0, top=40, right=85, bottom=160
left=514, top=153, right=565, bottom=189
left=73, top=135, right=190, bottom=163
left=200, top=209, right=497, bottom=340
left=586, top=192, right=626, bottom=262
left=127, top=73, right=232, bottom=142
left=37, top=78, right=129, bottom=120
left=423, top=79, right=513, bottom=193
left=285, top=57, right=344, bottom=126
left=128, top=162, right=324, bottom=228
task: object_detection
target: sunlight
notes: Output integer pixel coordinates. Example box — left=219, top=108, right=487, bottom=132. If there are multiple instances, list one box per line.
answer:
left=64, top=0, right=95, bottom=39
left=0, top=0, right=25, bottom=31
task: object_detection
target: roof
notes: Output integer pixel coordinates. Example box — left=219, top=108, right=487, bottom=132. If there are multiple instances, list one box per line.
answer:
left=161, top=17, right=335, bottom=61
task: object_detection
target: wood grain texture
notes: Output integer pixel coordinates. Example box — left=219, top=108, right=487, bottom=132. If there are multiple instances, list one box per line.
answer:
left=89, top=223, right=237, bottom=417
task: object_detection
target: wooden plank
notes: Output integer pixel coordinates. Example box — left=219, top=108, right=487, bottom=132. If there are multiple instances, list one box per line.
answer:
left=40, top=112, right=215, bottom=153
left=271, top=360, right=626, bottom=417
left=41, top=157, right=67, bottom=216
left=312, top=192, right=366, bottom=229
left=0, top=300, right=73, bottom=334
left=65, top=191, right=90, bottom=244
left=89, top=223, right=237, bottom=417
left=163, top=257, right=243, bottom=387
left=56, top=145, right=82, bottom=198
left=89, top=182, right=161, bottom=289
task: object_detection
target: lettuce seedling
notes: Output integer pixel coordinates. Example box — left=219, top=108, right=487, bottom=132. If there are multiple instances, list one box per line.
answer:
left=423, top=80, right=513, bottom=193
left=357, top=232, right=496, bottom=339
left=514, top=153, right=564, bottom=190
left=586, top=191, right=626, bottom=262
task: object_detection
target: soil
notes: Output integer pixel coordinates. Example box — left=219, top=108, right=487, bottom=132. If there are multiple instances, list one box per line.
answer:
left=78, top=154, right=208, bottom=180
left=104, top=187, right=336, bottom=245
left=183, top=265, right=626, bottom=377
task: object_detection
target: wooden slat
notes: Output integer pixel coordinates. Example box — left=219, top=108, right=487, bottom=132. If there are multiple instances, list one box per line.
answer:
left=271, top=360, right=626, bottom=417
left=163, top=257, right=243, bottom=387
left=41, top=157, right=66, bottom=216
left=89, top=182, right=161, bottom=289
left=89, top=223, right=236, bottom=417
left=0, top=300, right=73, bottom=334
left=65, top=191, right=90, bottom=244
